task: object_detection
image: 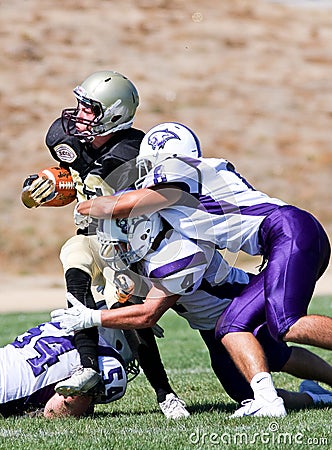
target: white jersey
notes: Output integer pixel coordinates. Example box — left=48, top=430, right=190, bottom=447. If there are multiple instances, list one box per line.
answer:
left=0, top=321, right=127, bottom=407
left=142, top=157, right=286, bottom=255
left=140, top=230, right=250, bottom=330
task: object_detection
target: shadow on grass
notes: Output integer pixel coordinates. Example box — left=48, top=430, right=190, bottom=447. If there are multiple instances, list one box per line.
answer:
left=92, top=401, right=236, bottom=419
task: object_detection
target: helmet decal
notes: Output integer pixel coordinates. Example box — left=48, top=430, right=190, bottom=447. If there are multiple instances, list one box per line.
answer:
left=73, top=85, right=89, bottom=102
left=148, top=128, right=180, bottom=151
left=116, top=218, right=129, bottom=235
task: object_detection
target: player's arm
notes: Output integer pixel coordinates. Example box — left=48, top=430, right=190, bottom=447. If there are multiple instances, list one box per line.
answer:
left=76, top=185, right=182, bottom=219
left=101, top=285, right=179, bottom=329
left=51, top=287, right=180, bottom=332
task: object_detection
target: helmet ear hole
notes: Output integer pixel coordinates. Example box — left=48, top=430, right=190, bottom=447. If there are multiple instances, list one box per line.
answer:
left=111, top=115, right=122, bottom=123
left=115, top=339, right=123, bottom=351
left=92, top=104, right=102, bottom=117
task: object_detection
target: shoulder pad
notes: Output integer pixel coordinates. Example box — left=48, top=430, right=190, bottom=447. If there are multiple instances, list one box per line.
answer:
left=45, top=118, right=79, bottom=164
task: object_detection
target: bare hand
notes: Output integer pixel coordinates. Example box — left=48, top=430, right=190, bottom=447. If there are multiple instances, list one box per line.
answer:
left=76, top=188, right=177, bottom=219
left=76, top=196, right=117, bottom=218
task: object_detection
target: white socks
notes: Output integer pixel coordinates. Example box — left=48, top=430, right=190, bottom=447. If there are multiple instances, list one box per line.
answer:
left=250, top=372, right=279, bottom=402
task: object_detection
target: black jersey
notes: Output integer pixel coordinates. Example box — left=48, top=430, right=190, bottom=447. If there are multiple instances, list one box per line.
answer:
left=45, top=117, right=144, bottom=234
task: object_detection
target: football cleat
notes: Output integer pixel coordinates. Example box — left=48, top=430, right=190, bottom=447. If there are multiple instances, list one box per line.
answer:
left=55, top=367, right=101, bottom=397
left=158, top=393, right=190, bottom=419
left=299, top=380, right=331, bottom=395
left=230, top=397, right=286, bottom=418
left=300, top=380, right=332, bottom=405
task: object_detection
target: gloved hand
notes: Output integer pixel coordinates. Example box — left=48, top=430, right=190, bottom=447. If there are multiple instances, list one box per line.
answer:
left=74, top=202, right=93, bottom=229
left=21, top=174, right=56, bottom=208
left=151, top=324, right=164, bottom=339
left=50, top=293, right=102, bottom=333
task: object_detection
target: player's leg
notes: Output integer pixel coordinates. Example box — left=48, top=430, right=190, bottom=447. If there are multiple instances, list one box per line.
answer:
left=55, top=235, right=101, bottom=395
left=282, top=346, right=332, bottom=387
left=96, top=264, right=189, bottom=419
left=200, top=330, right=313, bottom=410
left=279, top=346, right=332, bottom=408
left=133, top=327, right=189, bottom=419
left=199, top=329, right=253, bottom=404
left=110, top=298, right=190, bottom=419
left=203, top=325, right=332, bottom=415
left=260, top=206, right=332, bottom=347
left=278, top=348, right=332, bottom=409
left=217, top=272, right=273, bottom=381
left=256, top=323, right=332, bottom=408
left=200, top=328, right=285, bottom=417
left=216, top=275, right=286, bottom=417
left=284, top=315, right=332, bottom=349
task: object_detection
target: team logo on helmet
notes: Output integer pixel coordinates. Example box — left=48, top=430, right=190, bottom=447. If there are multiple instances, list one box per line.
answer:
left=116, top=218, right=128, bottom=234
left=148, top=129, right=180, bottom=151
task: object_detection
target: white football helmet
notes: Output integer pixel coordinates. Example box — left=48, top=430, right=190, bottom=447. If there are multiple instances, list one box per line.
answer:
left=136, top=122, right=202, bottom=186
left=97, top=213, right=163, bottom=270
left=96, top=354, right=127, bottom=403
left=62, top=70, right=139, bottom=139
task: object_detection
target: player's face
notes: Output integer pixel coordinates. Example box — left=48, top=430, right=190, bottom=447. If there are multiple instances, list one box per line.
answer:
left=75, top=103, right=96, bottom=133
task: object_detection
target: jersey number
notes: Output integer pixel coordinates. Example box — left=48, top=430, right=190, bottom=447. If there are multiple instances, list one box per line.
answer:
left=12, top=324, right=75, bottom=377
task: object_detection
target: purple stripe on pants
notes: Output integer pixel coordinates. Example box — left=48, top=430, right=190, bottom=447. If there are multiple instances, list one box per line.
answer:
left=216, top=205, right=330, bottom=341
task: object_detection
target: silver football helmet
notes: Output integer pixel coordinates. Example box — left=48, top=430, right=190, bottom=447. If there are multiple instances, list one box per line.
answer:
left=62, top=70, right=139, bottom=139
left=97, top=213, right=163, bottom=270
left=136, top=122, right=202, bottom=187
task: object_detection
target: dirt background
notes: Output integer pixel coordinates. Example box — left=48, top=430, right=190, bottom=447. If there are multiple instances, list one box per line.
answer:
left=1, top=0, right=332, bottom=312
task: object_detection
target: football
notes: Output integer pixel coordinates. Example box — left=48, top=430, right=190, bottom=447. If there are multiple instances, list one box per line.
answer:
left=37, top=166, right=76, bottom=207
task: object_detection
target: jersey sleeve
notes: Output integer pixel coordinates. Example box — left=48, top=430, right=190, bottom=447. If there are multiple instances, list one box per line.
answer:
left=204, top=251, right=250, bottom=287
left=143, top=230, right=211, bottom=295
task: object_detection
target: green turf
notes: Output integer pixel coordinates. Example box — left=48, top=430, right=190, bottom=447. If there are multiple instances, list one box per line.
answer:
left=0, top=296, right=331, bottom=449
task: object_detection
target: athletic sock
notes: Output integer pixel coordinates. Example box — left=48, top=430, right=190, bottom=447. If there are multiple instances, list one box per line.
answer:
left=65, top=268, right=99, bottom=372
left=74, top=328, right=99, bottom=372
left=156, top=389, right=174, bottom=404
left=250, top=372, right=279, bottom=403
left=134, top=328, right=175, bottom=401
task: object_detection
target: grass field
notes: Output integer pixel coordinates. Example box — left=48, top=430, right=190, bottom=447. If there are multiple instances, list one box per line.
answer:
left=0, top=297, right=331, bottom=450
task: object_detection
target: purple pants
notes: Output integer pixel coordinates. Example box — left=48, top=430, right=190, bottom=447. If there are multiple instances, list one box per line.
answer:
left=216, top=206, right=330, bottom=341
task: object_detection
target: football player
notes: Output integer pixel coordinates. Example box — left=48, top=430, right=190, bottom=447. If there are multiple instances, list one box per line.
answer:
left=75, top=121, right=332, bottom=417
left=0, top=306, right=130, bottom=418
left=51, top=213, right=332, bottom=417
left=21, top=78, right=188, bottom=419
